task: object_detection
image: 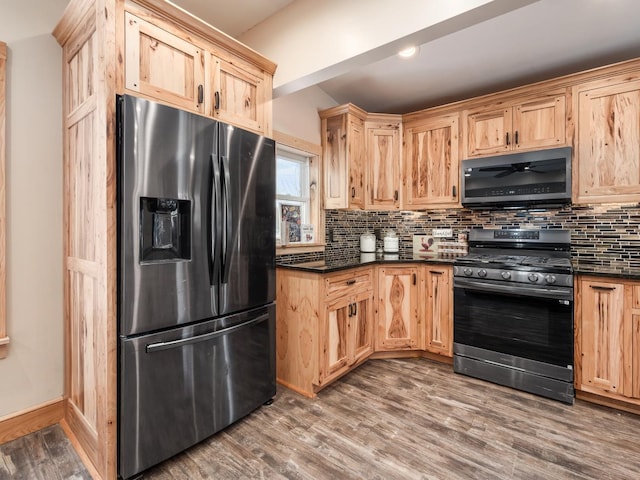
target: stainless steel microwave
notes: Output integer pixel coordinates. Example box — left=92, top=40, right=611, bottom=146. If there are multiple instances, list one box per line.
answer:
left=461, top=147, right=572, bottom=209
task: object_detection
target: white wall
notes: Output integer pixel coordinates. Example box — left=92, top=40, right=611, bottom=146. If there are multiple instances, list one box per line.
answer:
left=273, top=85, right=337, bottom=145
left=0, top=35, right=63, bottom=417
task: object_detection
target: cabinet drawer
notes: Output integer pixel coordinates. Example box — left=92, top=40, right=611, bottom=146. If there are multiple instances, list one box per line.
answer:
left=325, top=268, right=372, bottom=299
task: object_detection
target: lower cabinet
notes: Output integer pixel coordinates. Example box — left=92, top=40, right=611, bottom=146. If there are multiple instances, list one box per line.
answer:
left=375, top=265, right=421, bottom=351
left=423, top=266, right=453, bottom=356
left=321, top=290, right=374, bottom=385
left=275, top=266, right=373, bottom=397
left=576, top=276, right=640, bottom=410
left=275, top=262, right=453, bottom=398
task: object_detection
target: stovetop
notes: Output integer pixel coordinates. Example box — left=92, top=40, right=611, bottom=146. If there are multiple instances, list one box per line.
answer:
left=455, top=253, right=572, bottom=273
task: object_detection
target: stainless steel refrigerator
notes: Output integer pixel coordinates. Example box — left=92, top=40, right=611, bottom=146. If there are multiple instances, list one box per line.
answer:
left=116, top=94, right=276, bottom=479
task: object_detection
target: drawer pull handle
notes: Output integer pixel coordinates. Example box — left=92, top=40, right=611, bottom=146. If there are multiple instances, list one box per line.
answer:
left=590, top=285, right=616, bottom=291
left=413, top=273, right=417, bottom=285
left=353, top=302, right=357, bottom=316
left=346, top=279, right=356, bottom=285
left=429, top=270, right=443, bottom=275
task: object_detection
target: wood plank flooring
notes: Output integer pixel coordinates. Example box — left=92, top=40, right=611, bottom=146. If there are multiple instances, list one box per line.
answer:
left=2, top=358, right=640, bottom=479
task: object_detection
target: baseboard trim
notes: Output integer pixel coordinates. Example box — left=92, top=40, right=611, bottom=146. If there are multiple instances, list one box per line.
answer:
left=59, top=418, right=102, bottom=480
left=0, top=398, right=64, bottom=445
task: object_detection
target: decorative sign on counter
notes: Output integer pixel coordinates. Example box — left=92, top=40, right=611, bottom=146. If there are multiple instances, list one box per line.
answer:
left=301, top=224, right=314, bottom=243
left=413, top=234, right=439, bottom=257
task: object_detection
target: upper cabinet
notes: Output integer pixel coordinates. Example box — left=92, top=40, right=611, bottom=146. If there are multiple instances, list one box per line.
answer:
left=365, top=114, right=402, bottom=210
left=403, top=112, right=460, bottom=209
left=463, top=94, right=566, bottom=158
left=124, top=12, right=206, bottom=114
left=320, top=104, right=367, bottom=210
left=207, top=55, right=271, bottom=134
left=123, top=9, right=275, bottom=135
left=573, top=74, right=640, bottom=204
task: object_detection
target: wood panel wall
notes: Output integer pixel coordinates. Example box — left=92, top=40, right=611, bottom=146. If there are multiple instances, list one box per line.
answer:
left=53, top=0, right=118, bottom=478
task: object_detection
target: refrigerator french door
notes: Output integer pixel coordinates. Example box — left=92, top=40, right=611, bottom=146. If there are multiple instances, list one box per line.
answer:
left=117, top=95, right=276, bottom=479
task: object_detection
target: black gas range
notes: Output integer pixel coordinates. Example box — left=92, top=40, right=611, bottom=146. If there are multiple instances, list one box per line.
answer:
left=453, top=228, right=575, bottom=404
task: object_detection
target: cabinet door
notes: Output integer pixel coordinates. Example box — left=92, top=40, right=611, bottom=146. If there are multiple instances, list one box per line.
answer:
left=323, top=115, right=348, bottom=209
left=209, top=56, right=266, bottom=134
left=424, top=266, right=453, bottom=356
left=580, top=280, right=630, bottom=396
left=351, top=291, right=374, bottom=365
left=124, top=12, right=205, bottom=113
left=575, top=79, right=640, bottom=203
left=513, top=95, right=565, bottom=151
left=348, top=116, right=366, bottom=209
left=321, top=296, right=351, bottom=384
left=465, top=107, right=511, bottom=157
left=403, top=114, right=460, bottom=208
left=376, top=266, right=420, bottom=351
left=365, top=121, right=401, bottom=210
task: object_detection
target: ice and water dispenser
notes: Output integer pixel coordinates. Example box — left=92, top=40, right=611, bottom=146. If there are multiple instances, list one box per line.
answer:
left=139, top=197, right=191, bottom=263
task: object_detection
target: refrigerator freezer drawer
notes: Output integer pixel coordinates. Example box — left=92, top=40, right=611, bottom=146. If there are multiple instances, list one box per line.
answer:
left=118, top=303, right=276, bottom=479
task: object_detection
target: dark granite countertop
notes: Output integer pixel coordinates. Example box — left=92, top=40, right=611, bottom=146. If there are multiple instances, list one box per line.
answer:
left=277, top=253, right=459, bottom=273
left=572, top=261, right=640, bottom=281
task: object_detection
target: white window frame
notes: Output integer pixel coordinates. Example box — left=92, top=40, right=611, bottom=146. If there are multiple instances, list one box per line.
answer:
left=273, top=131, right=324, bottom=254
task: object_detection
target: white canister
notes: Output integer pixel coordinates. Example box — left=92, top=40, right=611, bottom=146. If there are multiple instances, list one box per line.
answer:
left=360, top=232, right=376, bottom=252
left=383, top=231, right=399, bottom=253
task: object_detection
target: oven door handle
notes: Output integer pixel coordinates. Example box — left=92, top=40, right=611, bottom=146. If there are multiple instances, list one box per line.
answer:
left=454, top=277, right=573, bottom=301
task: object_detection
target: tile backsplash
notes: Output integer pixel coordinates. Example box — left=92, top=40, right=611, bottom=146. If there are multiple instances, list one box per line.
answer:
left=277, top=203, right=640, bottom=270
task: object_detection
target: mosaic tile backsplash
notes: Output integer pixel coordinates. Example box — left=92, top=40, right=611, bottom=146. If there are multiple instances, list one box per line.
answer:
left=277, top=203, right=640, bottom=271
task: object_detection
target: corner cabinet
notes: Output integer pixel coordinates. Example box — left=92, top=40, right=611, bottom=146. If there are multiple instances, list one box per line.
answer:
left=375, top=265, right=421, bottom=351
left=403, top=113, right=460, bottom=209
left=320, top=104, right=367, bottom=209
left=276, top=267, right=374, bottom=397
left=365, top=114, right=402, bottom=210
left=463, top=94, right=566, bottom=158
left=576, top=276, right=640, bottom=412
left=573, top=74, right=640, bottom=204
left=54, top=1, right=276, bottom=477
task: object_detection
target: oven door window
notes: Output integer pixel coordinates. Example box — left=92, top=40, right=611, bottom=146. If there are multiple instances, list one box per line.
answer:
left=454, top=280, right=573, bottom=368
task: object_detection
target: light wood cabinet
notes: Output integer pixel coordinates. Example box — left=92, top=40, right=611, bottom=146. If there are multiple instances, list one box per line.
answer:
left=423, top=266, right=453, bottom=357
left=403, top=113, right=460, bottom=208
left=365, top=114, right=402, bottom=210
left=124, top=12, right=206, bottom=113
left=320, top=104, right=367, bottom=209
left=576, top=276, right=640, bottom=410
left=123, top=8, right=274, bottom=135
left=463, top=94, right=566, bottom=157
left=375, top=265, right=421, bottom=351
left=207, top=55, right=271, bottom=134
left=276, top=267, right=373, bottom=396
left=573, top=76, right=640, bottom=204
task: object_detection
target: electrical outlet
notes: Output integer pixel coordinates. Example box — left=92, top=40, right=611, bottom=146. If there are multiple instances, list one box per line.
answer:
left=432, top=228, right=453, bottom=238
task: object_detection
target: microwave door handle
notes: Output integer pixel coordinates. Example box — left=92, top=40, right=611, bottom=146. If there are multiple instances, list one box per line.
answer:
left=210, top=154, right=223, bottom=286
left=454, top=278, right=572, bottom=301
left=145, top=312, right=270, bottom=353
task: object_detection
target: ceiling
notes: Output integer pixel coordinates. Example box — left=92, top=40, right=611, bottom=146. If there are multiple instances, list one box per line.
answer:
left=169, top=0, right=640, bottom=115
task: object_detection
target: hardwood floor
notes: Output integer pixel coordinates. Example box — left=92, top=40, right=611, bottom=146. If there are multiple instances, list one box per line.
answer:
left=2, top=358, right=640, bottom=479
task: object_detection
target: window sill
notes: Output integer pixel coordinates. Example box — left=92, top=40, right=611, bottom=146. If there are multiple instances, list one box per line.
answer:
left=276, top=243, right=325, bottom=256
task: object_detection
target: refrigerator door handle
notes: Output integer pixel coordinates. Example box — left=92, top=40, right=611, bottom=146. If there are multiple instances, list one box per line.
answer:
left=221, top=155, right=233, bottom=283
left=145, top=312, right=270, bottom=353
left=210, top=154, right=223, bottom=286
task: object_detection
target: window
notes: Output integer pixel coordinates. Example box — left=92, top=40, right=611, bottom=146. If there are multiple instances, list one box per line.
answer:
left=273, top=131, right=323, bottom=252
left=276, top=148, right=310, bottom=242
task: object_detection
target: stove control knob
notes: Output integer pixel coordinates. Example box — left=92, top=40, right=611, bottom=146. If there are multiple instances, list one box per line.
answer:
left=545, top=275, right=557, bottom=284
left=478, top=269, right=487, bottom=278
left=463, top=268, right=473, bottom=276
left=501, top=271, right=511, bottom=280
left=528, top=273, right=539, bottom=283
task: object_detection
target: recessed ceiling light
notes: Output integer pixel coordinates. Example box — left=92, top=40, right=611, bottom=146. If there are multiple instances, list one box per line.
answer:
left=398, top=46, right=419, bottom=58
